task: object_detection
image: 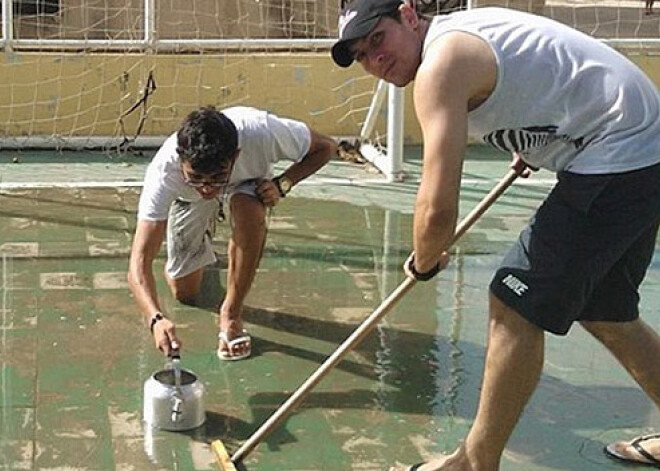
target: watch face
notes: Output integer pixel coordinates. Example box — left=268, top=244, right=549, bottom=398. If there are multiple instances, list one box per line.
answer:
left=279, top=177, right=292, bottom=194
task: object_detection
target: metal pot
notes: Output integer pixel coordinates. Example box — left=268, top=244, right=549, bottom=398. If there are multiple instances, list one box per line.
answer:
left=143, top=352, right=206, bottom=431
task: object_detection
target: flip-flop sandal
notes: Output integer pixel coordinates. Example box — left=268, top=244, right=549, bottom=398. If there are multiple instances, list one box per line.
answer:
left=388, top=463, right=425, bottom=471
left=217, top=330, right=251, bottom=361
left=604, top=433, right=660, bottom=468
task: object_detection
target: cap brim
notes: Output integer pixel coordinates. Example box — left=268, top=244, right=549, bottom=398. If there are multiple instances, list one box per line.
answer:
left=332, top=40, right=355, bottom=68
left=331, top=15, right=380, bottom=68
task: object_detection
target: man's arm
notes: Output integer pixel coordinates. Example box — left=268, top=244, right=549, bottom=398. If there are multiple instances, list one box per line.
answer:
left=411, top=32, right=497, bottom=274
left=279, top=129, right=337, bottom=184
left=258, top=129, right=337, bottom=205
left=127, top=219, right=180, bottom=354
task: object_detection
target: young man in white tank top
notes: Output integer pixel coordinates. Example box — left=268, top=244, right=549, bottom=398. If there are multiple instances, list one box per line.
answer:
left=333, top=1, right=660, bottom=469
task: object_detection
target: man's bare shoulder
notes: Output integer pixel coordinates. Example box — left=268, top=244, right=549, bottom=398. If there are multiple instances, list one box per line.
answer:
left=416, top=31, right=496, bottom=110
left=422, top=30, right=492, bottom=68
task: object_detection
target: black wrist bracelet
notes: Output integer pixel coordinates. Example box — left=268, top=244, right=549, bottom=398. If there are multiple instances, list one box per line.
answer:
left=149, top=312, right=164, bottom=333
left=409, top=256, right=441, bottom=281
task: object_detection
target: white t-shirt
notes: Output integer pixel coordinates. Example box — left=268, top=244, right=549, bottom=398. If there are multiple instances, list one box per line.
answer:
left=424, top=8, right=660, bottom=174
left=137, top=106, right=312, bottom=221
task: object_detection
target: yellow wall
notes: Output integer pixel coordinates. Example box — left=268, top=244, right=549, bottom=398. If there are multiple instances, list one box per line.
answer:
left=0, top=48, right=659, bottom=145
left=0, top=52, right=380, bottom=141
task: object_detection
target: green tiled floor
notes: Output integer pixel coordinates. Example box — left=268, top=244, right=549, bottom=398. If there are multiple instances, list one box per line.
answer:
left=0, top=147, right=658, bottom=470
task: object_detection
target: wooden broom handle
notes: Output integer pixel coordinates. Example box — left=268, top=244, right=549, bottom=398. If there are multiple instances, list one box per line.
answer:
left=231, top=167, right=521, bottom=464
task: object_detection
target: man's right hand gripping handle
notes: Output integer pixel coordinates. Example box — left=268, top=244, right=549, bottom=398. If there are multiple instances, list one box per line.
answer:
left=403, top=252, right=451, bottom=281
left=149, top=312, right=181, bottom=356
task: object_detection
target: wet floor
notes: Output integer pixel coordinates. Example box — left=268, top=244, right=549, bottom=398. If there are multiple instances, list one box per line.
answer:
left=0, top=148, right=659, bottom=470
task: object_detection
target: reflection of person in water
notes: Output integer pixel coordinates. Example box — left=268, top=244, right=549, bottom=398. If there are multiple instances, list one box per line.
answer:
left=646, top=0, right=655, bottom=15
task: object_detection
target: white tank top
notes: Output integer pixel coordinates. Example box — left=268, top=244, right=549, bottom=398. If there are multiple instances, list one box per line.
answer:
left=423, top=8, right=660, bottom=174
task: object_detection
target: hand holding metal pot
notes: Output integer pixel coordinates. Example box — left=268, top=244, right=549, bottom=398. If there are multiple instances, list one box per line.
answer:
left=149, top=312, right=182, bottom=355
left=143, top=350, right=206, bottom=431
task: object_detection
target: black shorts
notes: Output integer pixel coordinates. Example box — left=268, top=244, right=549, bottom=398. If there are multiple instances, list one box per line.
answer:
left=490, top=161, right=660, bottom=335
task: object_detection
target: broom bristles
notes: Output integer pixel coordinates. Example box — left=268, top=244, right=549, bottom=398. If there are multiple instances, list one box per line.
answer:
left=212, top=440, right=238, bottom=471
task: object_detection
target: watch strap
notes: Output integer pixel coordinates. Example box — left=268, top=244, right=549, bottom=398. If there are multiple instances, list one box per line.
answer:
left=149, top=312, right=165, bottom=333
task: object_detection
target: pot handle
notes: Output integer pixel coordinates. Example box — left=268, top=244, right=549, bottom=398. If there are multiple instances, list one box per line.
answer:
left=168, top=349, right=182, bottom=389
left=171, top=396, right=183, bottom=423
left=169, top=349, right=184, bottom=423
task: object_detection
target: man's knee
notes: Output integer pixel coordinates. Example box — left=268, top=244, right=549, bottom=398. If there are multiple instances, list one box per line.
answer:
left=166, top=270, right=203, bottom=304
left=168, top=284, right=198, bottom=304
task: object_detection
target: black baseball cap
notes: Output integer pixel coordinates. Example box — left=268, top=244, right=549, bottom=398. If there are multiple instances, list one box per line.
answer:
left=331, top=0, right=404, bottom=68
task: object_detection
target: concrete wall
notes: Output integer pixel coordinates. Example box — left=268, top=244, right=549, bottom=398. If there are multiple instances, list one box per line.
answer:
left=0, top=52, right=381, bottom=141
left=11, top=0, right=338, bottom=39
left=1, top=47, right=659, bottom=145
left=4, top=0, right=660, bottom=146
left=11, top=0, right=545, bottom=40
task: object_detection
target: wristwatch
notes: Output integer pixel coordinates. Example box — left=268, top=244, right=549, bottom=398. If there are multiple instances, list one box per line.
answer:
left=273, top=175, right=293, bottom=197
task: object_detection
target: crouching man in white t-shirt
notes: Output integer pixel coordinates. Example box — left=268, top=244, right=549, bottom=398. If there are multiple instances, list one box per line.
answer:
left=128, top=106, right=337, bottom=361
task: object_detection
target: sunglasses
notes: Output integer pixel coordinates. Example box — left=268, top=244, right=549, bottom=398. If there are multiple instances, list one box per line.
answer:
left=180, top=160, right=234, bottom=189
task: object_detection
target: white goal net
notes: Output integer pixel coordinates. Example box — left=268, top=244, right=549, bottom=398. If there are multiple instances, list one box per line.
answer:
left=0, top=0, right=658, bottom=156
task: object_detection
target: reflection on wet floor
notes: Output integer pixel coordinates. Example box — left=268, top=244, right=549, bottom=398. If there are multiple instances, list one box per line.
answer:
left=0, top=179, right=659, bottom=470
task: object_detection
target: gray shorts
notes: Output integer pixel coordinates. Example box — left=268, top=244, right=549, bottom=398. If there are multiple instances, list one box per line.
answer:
left=490, top=161, right=660, bottom=335
left=165, top=180, right=261, bottom=279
